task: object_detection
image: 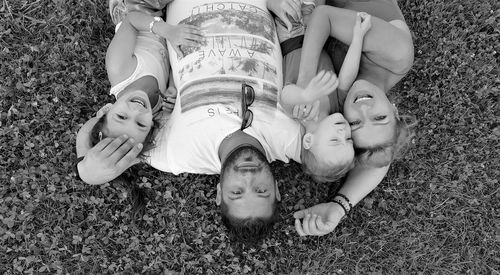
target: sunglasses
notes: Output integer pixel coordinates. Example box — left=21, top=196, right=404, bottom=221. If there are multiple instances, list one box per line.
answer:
left=241, top=83, right=255, bottom=130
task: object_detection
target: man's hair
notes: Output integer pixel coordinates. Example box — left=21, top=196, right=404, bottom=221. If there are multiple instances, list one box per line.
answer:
left=355, top=114, right=416, bottom=167
left=220, top=198, right=279, bottom=243
left=89, top=113, right=160, bottom=159
left=301, top=147, right=355, bottom=183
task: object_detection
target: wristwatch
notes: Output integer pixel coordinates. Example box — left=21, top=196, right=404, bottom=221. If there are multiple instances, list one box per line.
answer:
left=149, top=16, right=163, bottom=35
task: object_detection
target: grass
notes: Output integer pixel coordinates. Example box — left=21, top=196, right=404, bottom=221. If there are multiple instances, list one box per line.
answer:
left=1, top=0, right=499, bottom=273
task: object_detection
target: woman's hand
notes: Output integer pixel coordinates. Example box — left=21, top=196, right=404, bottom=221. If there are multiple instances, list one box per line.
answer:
left=293, top=202, right=345, bottom=236
left=267, top=0, right=302, bottom=31
left=304, top=70, right=339, bottom=101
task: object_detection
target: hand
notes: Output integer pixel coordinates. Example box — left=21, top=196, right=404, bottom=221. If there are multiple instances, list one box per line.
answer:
left=293, top=202, right=345, bottom=236
left=353, top=12, right=372, bottom=37
left=78, top=135, right=142, bottom=185
left=158, top=23, right=204, bottom=57
left=292, top=100, right=321, bottom=121
left=267, top=0, right=302, bottom=31
left=96, top=103, right=112, bottom=117
left=163, top=96, right=176, bottom=114
left=304, top=70, right=339, bottom=101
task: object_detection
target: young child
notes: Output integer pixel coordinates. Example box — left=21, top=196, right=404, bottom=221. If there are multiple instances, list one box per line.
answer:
left=86, top=1, right=204, bottom=157
left=279, top=12, right=372, bottom=182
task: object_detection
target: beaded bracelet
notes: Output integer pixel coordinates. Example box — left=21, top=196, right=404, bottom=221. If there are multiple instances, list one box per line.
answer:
left=335, top=193, right=353, bottom=211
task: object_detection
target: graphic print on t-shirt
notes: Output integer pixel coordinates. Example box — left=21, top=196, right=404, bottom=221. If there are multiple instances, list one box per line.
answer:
left=171, top=1, right=281, bottom=115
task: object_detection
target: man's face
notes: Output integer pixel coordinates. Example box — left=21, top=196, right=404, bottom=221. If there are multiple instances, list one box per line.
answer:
left=217, top=147, right=280, bottom=219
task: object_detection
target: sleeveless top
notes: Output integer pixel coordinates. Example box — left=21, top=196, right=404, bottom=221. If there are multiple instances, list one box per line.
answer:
left=110, top=31, right=169, bottom=113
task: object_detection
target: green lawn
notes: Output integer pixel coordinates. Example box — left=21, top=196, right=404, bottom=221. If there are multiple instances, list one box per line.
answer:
left=1, top=0, right=498, bottom=273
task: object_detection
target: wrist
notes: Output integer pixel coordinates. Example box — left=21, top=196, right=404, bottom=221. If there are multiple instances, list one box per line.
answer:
left=149, top=16, right=163, bottom=36
left=328, top=201, right=347, bottom=220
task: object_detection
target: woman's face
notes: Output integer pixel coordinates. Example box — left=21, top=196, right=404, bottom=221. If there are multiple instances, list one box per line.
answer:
left=344, top=80, right=397, bottom=149
left=104, top=90, right=154, bottom=145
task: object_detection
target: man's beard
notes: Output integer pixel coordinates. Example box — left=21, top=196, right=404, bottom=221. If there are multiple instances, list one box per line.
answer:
left=220, top=146, right=270, bottom=179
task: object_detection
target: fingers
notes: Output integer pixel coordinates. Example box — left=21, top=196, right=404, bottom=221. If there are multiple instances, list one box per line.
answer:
left=316, top=216, right=335, bottom=233
left=101, top=135, right=131, bottom=157
left=354, top=13, right=362, bottom=26
left=92, top=137, right=114, bottom=151
left=108, top=136, right=137, bottom=162
left=301, top=104, right=311, bottom=119
left=293, top=208, right=310, bottom=219
left=295, top=218, right=306, bottom=236
left=304, top=101, right=320, bottom=121
left=116, top=143, right=143, bottom=170
left=180, top=25, right=205, bottom=45
left=292, top=105, right=300, bottom=118
left=278, top=11, right=293, bottom=32
left=173, top=46, right=184, bottom=59
left=96, top=103, right=112, bottom=117
left=324, top=74, right=339, bottom=91
left=295, top=214, right=325, bottom=236
left=283, top=0, right=301, bottom=22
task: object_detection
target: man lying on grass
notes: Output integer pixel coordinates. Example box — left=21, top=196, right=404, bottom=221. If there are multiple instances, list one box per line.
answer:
left=77, top=0, right=305, bottom=243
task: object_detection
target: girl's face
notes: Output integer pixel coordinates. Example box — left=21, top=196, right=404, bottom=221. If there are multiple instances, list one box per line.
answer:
left=103, top=90, right=154, bottom=145
left=344, top=80, right=397, bottom=149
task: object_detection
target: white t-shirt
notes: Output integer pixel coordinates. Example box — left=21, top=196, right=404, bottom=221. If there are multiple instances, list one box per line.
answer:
left=149, top=0, right=302, bottom=174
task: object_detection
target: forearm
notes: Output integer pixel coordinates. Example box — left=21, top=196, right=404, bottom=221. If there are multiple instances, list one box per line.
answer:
left=337, top=164, right=390, bottom=207
left=280, top=84, right=310, bottom=105
left=337, top=32, right=363, bottom=91
left=300, top=6, right=413, bottom=78
left=296, top=9, right=332, bottom=87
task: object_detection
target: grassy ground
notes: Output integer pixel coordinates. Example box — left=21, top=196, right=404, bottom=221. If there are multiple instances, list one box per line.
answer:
left=1, top=0, right=498, bottom=273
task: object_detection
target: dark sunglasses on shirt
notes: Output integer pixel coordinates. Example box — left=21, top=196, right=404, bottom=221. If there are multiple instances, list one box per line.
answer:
left=241, top=83, right=255, bottom=130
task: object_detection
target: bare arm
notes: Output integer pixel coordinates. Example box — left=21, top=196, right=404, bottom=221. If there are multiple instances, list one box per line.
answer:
left=105, top=12, right=150, bottom=85
left=293, top=164, right=389, bottom=236
left=338, top=164, right=389, bottom=206
left=297, top=6, right=414, bottom=87
left=337, top=13, right=371, bottom=92
left=106, top=11, right=203, bottom=83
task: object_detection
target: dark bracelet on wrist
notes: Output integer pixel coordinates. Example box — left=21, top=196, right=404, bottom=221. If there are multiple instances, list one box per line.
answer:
left=335, top=193, right=353, bottom=211
left=73, top=156, right=84, bottom=181
left=332, top=200, right=348, bottom=216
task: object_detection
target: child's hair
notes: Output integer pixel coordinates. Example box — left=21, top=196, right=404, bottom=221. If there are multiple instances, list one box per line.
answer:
left=301, top=147, right=355, bottom=183
left=88, top=111, right=163, bottom=218
left=89, top=113, right=161, bottom=159
left=355, top=114, right=416, bottom=168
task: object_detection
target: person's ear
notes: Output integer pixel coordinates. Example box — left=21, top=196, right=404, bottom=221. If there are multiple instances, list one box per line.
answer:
left=216, top=182, right=222, bottom=206
left=302, top=132, right=314, bottom=150
left=275, top=180, right=281, bottom=202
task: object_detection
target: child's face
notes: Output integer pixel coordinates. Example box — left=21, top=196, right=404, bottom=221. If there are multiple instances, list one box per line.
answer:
left=103, top=90, right=154, bottom=145
left=307, top=113, right=354, bottom=165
